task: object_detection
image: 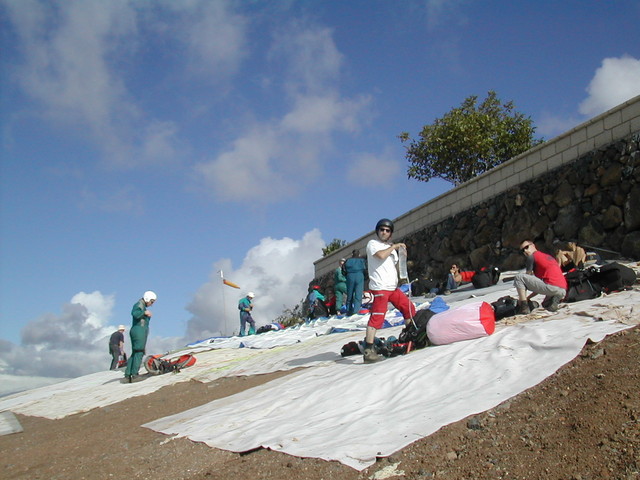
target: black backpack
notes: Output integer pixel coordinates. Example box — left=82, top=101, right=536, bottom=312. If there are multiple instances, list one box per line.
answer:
left=588, top=262, right=637, bottom=293
left=472, top=266, right=501, bottom=289
left=564, top=269, right=602, bottom=302
left=398, top=308, right=436, bottom=349
left=491, top=296, right=540, bottom=319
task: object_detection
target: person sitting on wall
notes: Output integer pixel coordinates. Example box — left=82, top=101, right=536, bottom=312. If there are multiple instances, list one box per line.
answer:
left=429, top=264, right=475, bottom=296
left=307, top=285, right=328, bottom=320
left=555, top=241, right=587, bottom=272
left=324, top=287, right=337, bottom=316
left=446, top=264, right=475, bottom=292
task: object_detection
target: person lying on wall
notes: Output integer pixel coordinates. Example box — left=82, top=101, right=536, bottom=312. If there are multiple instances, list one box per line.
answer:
left=428, top=264, right=475, bottom=296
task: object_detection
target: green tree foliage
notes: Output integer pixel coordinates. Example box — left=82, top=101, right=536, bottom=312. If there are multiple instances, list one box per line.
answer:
left=400, top=91, right=543, bottom=186
left=322, top=238, right=347, bottom=257
left=275, top=300, right=305, bottom=328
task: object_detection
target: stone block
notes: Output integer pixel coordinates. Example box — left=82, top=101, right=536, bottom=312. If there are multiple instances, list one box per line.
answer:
left=621, top=97, right=640, bottom=122
left=570, top=127, right=588, bottom=145
left=604, top=110, right=622, bottom=130
left=548, top=153, right=564, bottom=171
left=594, top=130, right=613, bottom=148
left=561, top=145, right=578, bottom=163
left=587, top=120, right=604, bottom=139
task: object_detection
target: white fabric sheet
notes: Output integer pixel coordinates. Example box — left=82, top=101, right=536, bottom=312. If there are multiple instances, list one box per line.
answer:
left=143, top=297, right=636, bottom=470
left=2, top=269, right=638, bottom=469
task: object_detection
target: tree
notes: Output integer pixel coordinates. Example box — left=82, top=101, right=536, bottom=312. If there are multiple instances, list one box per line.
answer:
left=400, top=91, right=543, bottom=186
left=322, top=238, right=347, bottom=257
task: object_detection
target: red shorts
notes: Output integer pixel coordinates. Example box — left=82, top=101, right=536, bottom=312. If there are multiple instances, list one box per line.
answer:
left=368, top=288, right=416, bottom=329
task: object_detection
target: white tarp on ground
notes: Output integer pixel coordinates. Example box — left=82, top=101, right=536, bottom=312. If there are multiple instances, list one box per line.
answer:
left=0, top=411, right=23, bottom=436
left=1, top=268, right=638, bottom=469
left=143, top=289, right=638, bottom=470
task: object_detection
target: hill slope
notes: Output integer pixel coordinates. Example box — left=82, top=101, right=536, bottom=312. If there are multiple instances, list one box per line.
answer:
left=2, top=325, right=638, bottom=480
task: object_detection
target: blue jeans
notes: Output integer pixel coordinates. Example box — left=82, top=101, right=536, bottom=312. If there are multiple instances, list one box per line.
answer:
left=240, top=312, right=255, bottom=336
left=346, top=273, right=364, bottom=315
left=445, top=273, right=458, bottom=291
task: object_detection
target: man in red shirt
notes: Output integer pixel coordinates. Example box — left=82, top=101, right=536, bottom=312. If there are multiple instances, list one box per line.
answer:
left=514, top=240, right=568, bottom=314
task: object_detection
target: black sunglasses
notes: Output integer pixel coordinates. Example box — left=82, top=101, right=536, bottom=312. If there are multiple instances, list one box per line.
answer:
left=521, top=244, right=532, bottom=253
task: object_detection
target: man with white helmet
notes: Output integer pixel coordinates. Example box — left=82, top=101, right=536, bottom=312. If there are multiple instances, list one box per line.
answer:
left=124, top=290, right=157, bottom=382
left=238, top=291, right=256, bottom=336
left=108, top=325, right=126, bottom=370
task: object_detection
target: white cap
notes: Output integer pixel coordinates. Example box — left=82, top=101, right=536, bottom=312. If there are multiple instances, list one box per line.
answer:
left=143, top=291, right=157, bottom=302
left=247, top=291, right=255, bottom=298
left=118, top=325, right=126, bottom=331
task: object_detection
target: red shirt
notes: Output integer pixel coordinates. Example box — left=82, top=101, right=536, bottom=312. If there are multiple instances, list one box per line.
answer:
left=460, top=271, right=475, bottom=283
left=532, top=251, right=568, bottom=289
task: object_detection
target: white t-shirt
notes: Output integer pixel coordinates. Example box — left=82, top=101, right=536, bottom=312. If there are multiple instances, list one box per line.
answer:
left=366, top=238, right=399, bottom=291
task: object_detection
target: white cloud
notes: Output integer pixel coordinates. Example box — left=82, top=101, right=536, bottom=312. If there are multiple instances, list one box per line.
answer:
left=534, top=55, right=640, bottom=138
left=194, top=22, right=370, bottom=204
left=194, top=125, right=298, bottom=202
left=0, top=290, right=180, bottom=385
left=0, top=372, right=68, bottom=398
left=347, top=149, right=402, bottom=187
left=425, top=0, right=469, bottom=30
left=579, top=55, right=640, bottom=117
left=70, top=291, right=115, bottom=331
left=0, top=230, right=325, bottom=388
left=281, top=94, right=369, bottom=134
left=269, top=22, right=343, bottom=95
left=535, top=112, right=582, bottom=139
left=79, top=185, right=146, bottom=215
left=185, top=229, right=325, bottom=339
left=180, top=0, right=248, bottom=77
left=3, top=1, right=187, bottom=168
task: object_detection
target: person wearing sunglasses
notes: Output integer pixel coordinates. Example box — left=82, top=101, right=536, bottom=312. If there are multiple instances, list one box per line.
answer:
left=514, top=241, right=567, bottom=314
left=363, top=218, right=417, bottom=363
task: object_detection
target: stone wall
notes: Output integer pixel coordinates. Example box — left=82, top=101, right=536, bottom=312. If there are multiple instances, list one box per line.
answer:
left=403, top=132, right=640, bottom=282
left=313, top=96, right=640, bottom=289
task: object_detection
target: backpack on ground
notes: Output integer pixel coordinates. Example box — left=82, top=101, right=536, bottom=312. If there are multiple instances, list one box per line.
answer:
left=491, top=296, right=539, bottom=319
left=471, top=266, right=501, bottom=289
left=398, top=308, right=436, bottom=349
left=564, top=268, right=602, bottom=302
left=411, top=277, right=438, bottom=296
left=144, top=354, right=196, bottom=375
left=588, top=262, right=637, bottom=294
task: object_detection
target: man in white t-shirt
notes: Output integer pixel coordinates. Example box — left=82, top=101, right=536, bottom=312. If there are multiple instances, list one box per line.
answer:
left=364, top=218, right=416, bottom=363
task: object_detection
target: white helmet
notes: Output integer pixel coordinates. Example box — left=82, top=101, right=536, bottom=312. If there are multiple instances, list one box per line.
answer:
left=143, top=291, right=157, bottom=303
left=247, top=291, right=255, bottom=298
left=118, top=325, right=126, bottom=331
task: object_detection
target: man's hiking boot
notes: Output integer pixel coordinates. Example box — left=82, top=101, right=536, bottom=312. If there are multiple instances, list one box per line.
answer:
left=363, top=347, right=383, bottom=363
left=516, top=300, right=530, bottom=315
left=546, top=295, right=562, bottom=312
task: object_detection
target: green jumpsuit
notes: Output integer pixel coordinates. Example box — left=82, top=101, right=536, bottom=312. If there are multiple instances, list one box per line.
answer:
left=124, top=299, right=150, bottom=379
left=334, top=266, right=347, bottom=311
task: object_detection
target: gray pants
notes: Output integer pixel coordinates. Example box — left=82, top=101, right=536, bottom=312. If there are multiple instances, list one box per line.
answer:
left=514, top=273, right=566, bottom=300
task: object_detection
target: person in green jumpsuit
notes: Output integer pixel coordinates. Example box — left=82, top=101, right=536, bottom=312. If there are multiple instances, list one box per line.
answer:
left=334, top=258, right=347, bottom=313
left=124, top=290, right=157, bottom=382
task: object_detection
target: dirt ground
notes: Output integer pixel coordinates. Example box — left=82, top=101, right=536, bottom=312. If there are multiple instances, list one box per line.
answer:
left=2, top=324, right=639, bottom=480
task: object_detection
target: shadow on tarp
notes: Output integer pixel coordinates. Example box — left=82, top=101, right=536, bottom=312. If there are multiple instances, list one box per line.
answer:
left=286, top=352, right=341, bottom=367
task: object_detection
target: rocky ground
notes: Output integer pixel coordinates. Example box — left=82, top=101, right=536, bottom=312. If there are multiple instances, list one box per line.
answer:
left=2, top=325, right=639, bottom=480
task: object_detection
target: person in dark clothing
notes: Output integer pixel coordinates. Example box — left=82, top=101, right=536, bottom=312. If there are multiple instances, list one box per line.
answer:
left=344, top=249, right=367, bottom=316
left=109, top=325, right=126, bottom=370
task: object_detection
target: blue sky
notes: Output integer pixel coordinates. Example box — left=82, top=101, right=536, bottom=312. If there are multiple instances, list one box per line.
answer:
left=1, top=0, right=639, bottom=392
